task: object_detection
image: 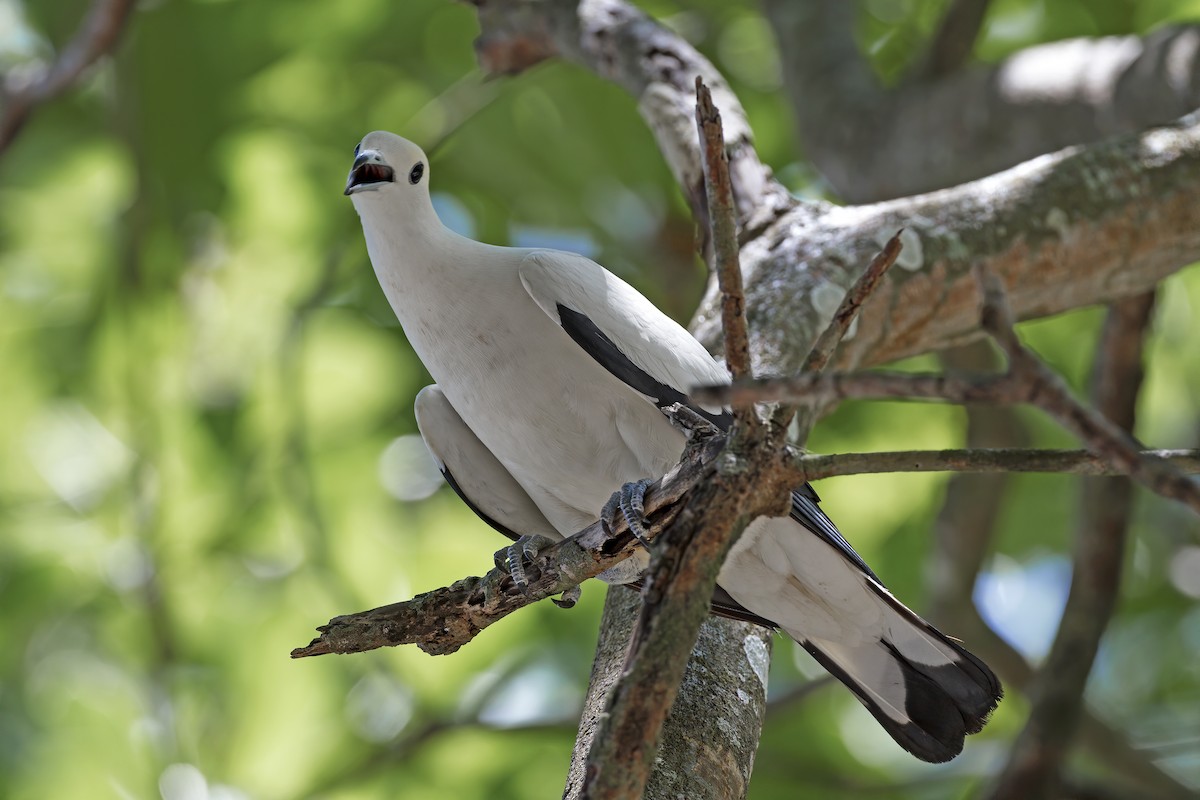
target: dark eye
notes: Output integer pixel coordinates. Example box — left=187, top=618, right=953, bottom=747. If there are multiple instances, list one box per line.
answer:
left=409, top=162, right=424, bottom=184
left=354, top=143, right=360, bottom=157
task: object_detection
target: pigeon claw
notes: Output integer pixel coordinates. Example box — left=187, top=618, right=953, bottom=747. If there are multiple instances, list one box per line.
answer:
left=552, top=584, right=582, bottom=609
left=493, top=534, right=556, bottom=590
left=602, top=479, right=654, bottom=549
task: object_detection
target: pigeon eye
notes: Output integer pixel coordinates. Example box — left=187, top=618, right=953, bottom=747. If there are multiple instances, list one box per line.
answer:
left=409, top=162, right=424, bottom=184
left=354, top=143, right=360, bottom=157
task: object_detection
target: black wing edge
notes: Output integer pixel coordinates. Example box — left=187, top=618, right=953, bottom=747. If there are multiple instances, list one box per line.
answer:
left=790, top=487, right=879, bottom=581
left=440, top=464, right=521, bottom=543
left=556, top=304, right=732, bottom=430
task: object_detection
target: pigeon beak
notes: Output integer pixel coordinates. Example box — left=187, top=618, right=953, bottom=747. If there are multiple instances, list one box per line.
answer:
left=345, top=151, right=396, bottom=195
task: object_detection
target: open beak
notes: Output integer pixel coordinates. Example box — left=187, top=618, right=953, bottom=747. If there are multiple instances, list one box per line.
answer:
left=344, top=151, right=396, bottom=195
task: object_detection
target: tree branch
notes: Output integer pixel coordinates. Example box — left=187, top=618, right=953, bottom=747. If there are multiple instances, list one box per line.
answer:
left=790, top=448, right=1200, bottom=481
left=988, top=292, right=1156, bottom=800
left=291, top=434, right=719, bottom=658
left=914, top=0, right=993, bottom=80
left=764, top=0, right=1200, bottom=202
left=291, top=437, right=1200, bottom=661
left=690, top=111, right=1200, bottom=374
left=0, top=0, right=137, bottom=155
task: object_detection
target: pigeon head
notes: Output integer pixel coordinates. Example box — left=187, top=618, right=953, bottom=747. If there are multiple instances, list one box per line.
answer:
left=345, top=131, right=430, bottom=200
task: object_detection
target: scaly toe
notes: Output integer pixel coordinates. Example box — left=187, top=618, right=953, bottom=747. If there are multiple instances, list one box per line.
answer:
left=604, top=479, right=654, bottom=548
left=496, top=534, right=556, bottom=590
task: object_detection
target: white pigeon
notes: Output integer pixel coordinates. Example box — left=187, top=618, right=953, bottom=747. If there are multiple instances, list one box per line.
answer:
left=345, top=131, right=1001, bottom=763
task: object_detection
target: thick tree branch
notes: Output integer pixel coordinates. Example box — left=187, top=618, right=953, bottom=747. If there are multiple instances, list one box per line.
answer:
left=988, top=292, right=1157, bottom=800
left=764, top=1, right=1200, bottom=202
left=0, top=0, right=137, bottom=155
left=691, top=112, right=1200, bottom=374
left=566, top=587, right=772, bottom=800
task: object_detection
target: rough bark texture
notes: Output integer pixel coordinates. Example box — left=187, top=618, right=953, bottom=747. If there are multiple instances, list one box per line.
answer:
left=694, top=115, right=1200, bottom=373
left=763, top=1, right=1200, bottom=202
left=564, top=588, right=772, bottom=800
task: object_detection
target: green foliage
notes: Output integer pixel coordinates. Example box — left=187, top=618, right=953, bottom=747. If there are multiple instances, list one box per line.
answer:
left=2, top=1, right=1199, bottom=797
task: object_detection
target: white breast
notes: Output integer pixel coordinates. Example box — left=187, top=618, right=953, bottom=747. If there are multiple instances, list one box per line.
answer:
left=368, top=229, right=684, bottom=535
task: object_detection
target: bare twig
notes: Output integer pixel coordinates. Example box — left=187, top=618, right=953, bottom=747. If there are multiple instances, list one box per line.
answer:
left=696, top=370, right=1015, bottom=407
left=0, top=0, right=137, bottom=155
left=778, top=231, right=903, bottom=438
left=293, top=436, right=1199, bottom=660
left=787, top=448, right=1200, bottom=481
left=695, top=77, right=753, bottom=388
left=974, top=268, right=1200, bottom=515
left=802, top=233, right=904, bottom=376
left=988, top=292, right=1157, bottom=800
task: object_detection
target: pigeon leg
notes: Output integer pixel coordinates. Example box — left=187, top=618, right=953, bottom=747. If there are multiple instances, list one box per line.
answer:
left=493, top=534, right=556, bottom=590
left=602, top=479, right=654, bottom=548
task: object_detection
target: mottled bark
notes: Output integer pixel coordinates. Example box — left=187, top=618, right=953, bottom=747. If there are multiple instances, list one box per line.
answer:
left=693, top=115, right=1200, bottom=374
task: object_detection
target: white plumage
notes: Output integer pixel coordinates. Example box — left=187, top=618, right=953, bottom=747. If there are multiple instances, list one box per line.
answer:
left=347, top=132, right=1001, bottom=762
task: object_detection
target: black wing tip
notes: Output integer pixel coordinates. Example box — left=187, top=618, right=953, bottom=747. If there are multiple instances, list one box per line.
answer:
left=802, top=637, right=1002, bottom=764
left=866, top=582, right=1004, bottom=725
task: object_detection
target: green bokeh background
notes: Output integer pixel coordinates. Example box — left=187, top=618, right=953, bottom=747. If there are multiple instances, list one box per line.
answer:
left=2, top=1, right=1199, bottom=798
